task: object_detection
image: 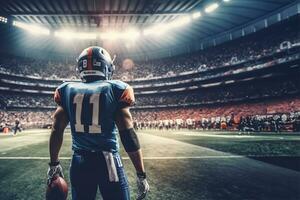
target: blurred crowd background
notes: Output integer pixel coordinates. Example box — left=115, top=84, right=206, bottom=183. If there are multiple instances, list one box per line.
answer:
left=0, top=15, right=299, bottom=133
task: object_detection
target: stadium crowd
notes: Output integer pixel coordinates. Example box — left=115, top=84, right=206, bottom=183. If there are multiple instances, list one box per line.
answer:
left=0, top=15, right=299, bottom=80
left=136, top=79, right=300, bottom=106
left=0, top=76, right=298, bottom=109
left=0, top=110, right=52, bottom=131
left=121, top=19, right=299, bottom=79
left=1, top=97, right=300, bottom=133
left=0, top=16, right=299, bottom=133
left=0, top=94, right=53, bottom=108
left=132, top=97, right=300, bottom=132
left=133, top=112, right=300, bottom=133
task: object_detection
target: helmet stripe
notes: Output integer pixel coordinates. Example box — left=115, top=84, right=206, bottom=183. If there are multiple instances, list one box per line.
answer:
left=87, top=47, right=93, bottom=70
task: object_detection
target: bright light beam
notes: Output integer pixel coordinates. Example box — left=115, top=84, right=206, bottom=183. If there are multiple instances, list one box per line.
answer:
left=100, top=29, right=140, bottom=40
left=54, top=31, right=97, bottom=40
left=170, top=16, right=192, bottom=28
left=192, top=12, right=202, bottom=19
left=143, top=24, right=168, bottom=36
left=143, top=16, right=191, bottom=36
left=122, top=29, right=141, bottom=40
left=205, top=3, right=219, bottom=13
left=13, top=21, right=50, bottom=35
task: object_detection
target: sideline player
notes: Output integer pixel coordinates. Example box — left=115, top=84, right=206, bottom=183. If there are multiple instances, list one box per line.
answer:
left=13, top=119, right=22, bottom=135
left=47, top=46, right=149, bottom=200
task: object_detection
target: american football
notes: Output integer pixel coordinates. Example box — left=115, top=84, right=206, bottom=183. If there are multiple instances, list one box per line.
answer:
left=0, top=0, right=299, bottom=200
left=46, top=176, right=68, bottom=200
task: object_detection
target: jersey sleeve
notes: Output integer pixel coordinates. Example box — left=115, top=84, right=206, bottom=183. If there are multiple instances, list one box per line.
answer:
left=119, top=85, right=135, bottom=107
left=110, top=80, right=135, bottom=108
left=53, top=82, right=69, bottom=107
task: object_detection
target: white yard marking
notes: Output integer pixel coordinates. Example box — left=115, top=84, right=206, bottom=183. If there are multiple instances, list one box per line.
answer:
left=142, top=130, right=300, bottom=140
left=0, top=130, right=51, bottom=152
left=0, top=155, right=298, bottom=160
left=0, top=156, right=242, bottom=160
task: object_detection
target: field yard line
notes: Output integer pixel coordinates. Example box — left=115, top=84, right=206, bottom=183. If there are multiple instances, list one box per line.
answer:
left=0, top=156, right=242, bottom=160
left=0, top=155, right=299, bottom=160
left=0, top=156, right=243, bottom=160
left=142, top=131, right=300, bottom=140
left=0, top=130, right=51, bottom=152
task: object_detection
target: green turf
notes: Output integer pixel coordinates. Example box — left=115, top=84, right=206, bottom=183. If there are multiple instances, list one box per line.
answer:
left=0, top=129, right=299, bottom=200
left=141, top=129, right=300, bottom=156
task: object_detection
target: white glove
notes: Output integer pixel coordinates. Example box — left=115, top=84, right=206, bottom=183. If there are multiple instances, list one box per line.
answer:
left=47, top=161, right=64, bottom=186
left=136, top=172, right=150, bottom=200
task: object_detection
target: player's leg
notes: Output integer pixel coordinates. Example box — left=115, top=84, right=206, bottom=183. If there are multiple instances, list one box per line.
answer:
left=98, top=152, right=130, bottom=200
left=70, top=153, right=98, bottom=200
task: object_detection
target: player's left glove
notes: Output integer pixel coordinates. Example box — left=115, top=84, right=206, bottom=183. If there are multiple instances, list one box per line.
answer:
left=136, top=172, right=150, bottom=200
left=47, top=161, right=64, bottom=186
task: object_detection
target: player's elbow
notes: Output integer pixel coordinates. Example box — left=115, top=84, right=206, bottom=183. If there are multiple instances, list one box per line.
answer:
left=119, top=128, right=141, bottom=152
left=50, top=125, right=64, bottom=138
left=51, top=106, right=69, bottom=135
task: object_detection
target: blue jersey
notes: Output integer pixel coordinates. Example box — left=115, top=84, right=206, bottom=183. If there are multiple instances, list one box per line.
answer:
left=54, top=80, right=135, bottom=153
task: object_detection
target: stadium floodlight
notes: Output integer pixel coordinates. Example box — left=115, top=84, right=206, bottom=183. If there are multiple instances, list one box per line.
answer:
left=192, top=12, right=202, bottom=19
left=143, top=24, right=168, bottom=36
left=100, top=29, right=140, bottom=41
left=12, top=21, right=50, bottom=35
left=123, top=29, right=141, bottom=40
left=144, top=16, right=191, bottom=36
left=54, top=30, right=97, bottom=40
left=0, top=16, right=7, bottom=23
left=170, top=16, right=192, bottom=27
left=100, top=31, right=119, bottom=40
left=205, top=3, right=219, bottom=13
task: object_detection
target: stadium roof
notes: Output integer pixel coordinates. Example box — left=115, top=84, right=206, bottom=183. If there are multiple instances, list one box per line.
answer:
left=1, top=0, right=295, bottom=29
left=0, top=0, right=297, bottom=59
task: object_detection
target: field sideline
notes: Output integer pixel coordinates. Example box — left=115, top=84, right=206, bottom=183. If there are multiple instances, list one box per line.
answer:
left=0, top=129, right=299, bottom=200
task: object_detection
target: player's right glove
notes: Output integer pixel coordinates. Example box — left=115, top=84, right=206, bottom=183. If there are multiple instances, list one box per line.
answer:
left=136, top=172, right=150, bottom=200
left=47, top=161, right=64, bottom=186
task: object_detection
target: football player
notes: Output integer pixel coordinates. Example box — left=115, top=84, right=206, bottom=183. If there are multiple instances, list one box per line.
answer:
left=47, top=46, right=149, bottom=200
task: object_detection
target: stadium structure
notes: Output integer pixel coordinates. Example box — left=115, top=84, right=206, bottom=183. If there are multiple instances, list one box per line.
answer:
left=0, top=0, right=299, bottom=200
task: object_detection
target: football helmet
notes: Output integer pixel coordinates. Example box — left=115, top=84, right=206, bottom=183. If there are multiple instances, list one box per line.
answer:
left=77, top=46, right=115, bottom=81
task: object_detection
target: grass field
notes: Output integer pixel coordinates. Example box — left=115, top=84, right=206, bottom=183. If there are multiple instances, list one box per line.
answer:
left=0, top=129, right=299, bottom=200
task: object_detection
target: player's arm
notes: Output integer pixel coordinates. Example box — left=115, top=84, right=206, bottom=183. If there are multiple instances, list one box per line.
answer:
left=115, top=107, right=145, bottom=173
left=115, top=107, right=150, bottom=200
left=47, top=106, right=69, bottom=185
left=49, top=106, right=69, bottom=163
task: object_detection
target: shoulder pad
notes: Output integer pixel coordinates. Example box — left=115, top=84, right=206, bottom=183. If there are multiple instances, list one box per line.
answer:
left=57, top=81, right=71, bottom=90
left=107, top=80, right=129, bottom=90
left=54, top=82, right=71, bottom=106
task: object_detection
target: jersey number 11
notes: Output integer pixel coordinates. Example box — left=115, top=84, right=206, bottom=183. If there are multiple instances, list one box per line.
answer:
left=73, top=93, right=101, bottom=134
